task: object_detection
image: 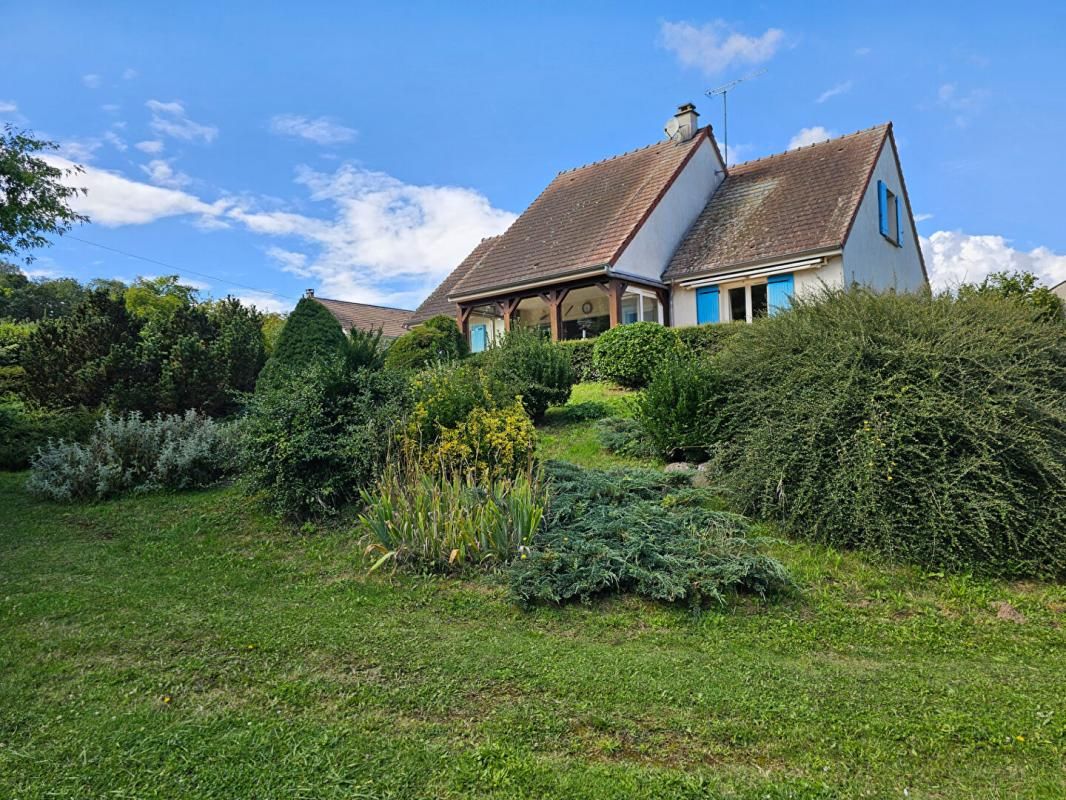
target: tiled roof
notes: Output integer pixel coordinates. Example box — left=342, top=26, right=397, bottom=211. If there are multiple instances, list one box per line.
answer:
left=663, top=124, right=890, bottom=281
left=450, top=129, right=711, bottom=299
left=312, top=296, right=413, bottom=339
left=407, top=236, right=501, bottom=325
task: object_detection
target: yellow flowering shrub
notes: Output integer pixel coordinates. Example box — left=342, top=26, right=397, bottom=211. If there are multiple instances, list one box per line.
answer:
left=424, top=400, right=536, bottom=481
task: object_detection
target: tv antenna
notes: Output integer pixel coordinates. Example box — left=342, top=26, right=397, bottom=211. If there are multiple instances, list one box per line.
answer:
left=705, top=69, right=765, bottom=167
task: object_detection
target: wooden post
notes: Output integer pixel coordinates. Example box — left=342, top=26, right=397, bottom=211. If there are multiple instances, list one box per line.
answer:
left=655, top=287, right=671, bottom=327
left=496, top=297, right=521, bottom=332
left=456, top=304, right=472, bottom=340
left=599, top=279, right=627, bottom=328
left=539, top=288, right=569, bottom=342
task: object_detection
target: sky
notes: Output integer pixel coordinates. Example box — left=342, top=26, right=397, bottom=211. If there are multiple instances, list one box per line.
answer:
left=3, top=1, right=1065, bottom=314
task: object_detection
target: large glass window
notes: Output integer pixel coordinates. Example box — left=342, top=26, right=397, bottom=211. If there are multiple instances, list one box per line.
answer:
left=620, top=290, right=661, bottom=325
left=642, top=295, right=659, bottom=323
left=751, top=283, right=768, bottom=318
left=621, top=294, right=639, bottom=324
left=728, top=287, right=746, bottom=322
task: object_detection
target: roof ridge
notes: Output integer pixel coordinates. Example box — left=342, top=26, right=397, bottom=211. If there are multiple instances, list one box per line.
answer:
left=556, top=128, right=704, bottom=176
left=727, top=122, right=891, bottom=170
left=315, top=296, right=413, bottom=313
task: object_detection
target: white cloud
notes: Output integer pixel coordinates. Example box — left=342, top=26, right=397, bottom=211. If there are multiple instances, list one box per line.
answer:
left=140, top=159, right=192, bottom=189
left=230, top=162, right=516, bottom=304
left=44, top=155, right=228, bottom=227
left=816, top=80, right=853, bottom=103
left=103, top=130, right=127, bottom=152
left=914, top=213, right=934, bottom=223
left=146, top=99, right=218, bottom=143
left=921, top=230, right=1066, bottom=290
left=0, top=100, right=17, bottom=113
left=82, top=73, right=102, bottom=89
left=122, top=68, right=138, bottom=80
left=235, top=292, right=291, bottom=315
left=269, top=114, right=358, bottom=145
left=787, top=126, right=836, bottom=150
left=135, top=139, right=164, bottom=154
left=659, top=19, right=783, bottom=76
left=936, top=82, right=987, bottom=127
left=57, top=139, right=102, bottom=162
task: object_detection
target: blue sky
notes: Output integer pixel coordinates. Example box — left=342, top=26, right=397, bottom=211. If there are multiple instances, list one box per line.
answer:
left=3, top=1, right=1065, bottom=312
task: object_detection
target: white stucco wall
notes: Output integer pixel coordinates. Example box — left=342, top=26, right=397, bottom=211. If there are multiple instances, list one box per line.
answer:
left=841, top=137, right=926, bottom=292
left=669, top=256, right=845, bottom=327
left=612, top=136, right=724, bottom=283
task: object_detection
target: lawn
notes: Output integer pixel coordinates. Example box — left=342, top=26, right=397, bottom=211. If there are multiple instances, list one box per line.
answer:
left=2, top=386, right=1065, bottom=799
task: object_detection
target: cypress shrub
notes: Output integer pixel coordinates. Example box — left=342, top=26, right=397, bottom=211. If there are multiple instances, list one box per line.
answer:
left=256, top=297, right=348, bottom=390
left=636, top=356, right=725, bottom=461
left=592, top=322, right=679, bottom=388
left=707, top=287, right=1066, bottom=577
left=482, top=327, right=575, bottom=421
left=557, top=339, right=598, bottom=381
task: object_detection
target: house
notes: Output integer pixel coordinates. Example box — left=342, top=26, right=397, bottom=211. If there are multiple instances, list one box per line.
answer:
left=1053, top=280, right=1066, bottom=302
left=408, top=104, right=927, bottom=350
left=306, top=289, right=413, bottom=339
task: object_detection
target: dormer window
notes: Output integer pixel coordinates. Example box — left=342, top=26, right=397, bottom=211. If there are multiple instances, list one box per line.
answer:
left=878, top=180, right=903, bottom=247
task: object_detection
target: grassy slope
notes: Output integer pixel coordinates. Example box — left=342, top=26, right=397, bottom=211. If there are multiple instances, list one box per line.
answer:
left=2, top=386, right=1065, bottom=799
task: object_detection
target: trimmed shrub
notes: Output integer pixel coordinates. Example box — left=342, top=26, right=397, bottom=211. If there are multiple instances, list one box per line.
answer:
left=424, top=400, right=538, bottom=481
left=557, top=339, right=597, bottom=382
left=675, top=321, right=745, bottom=357
left=384, top=315, right=468, bottom=370
left=405, top=361, right=497, bottom=449
left=509, top=461, right=793, bottom=607
left=707, top=287, right=1066, bottom=577
left=636, top=356, right=726, bottom=461
left=0, top=400, right=98, bottom=471
left=26, top=410, right=235, bottom=501
left=482, top=327, right=575, bottom=421
left=256, top=297, right=349, bottom=390
left=239, top=360, right=410, bottom=519
left=592, top=322, right=679, bottom=388
left=359, top=462, right=546, bottom=572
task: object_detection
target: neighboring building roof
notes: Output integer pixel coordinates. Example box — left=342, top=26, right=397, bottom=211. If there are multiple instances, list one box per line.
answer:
left=407, top=236, right=501, bottom=325
left=1053, top=280, right=1066, bottom=301
left=312, top=295, right=413, bottom=339
left=449, top=128, right=711, bottom=299
left=663, top=124, right=890, bottom=282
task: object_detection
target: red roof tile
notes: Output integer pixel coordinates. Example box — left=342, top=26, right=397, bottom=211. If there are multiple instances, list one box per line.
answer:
left=663, top=124, right=890, bottom=281
left=312, top=296, right=412, bottom=339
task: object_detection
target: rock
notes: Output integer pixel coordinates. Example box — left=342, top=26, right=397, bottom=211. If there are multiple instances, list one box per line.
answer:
left=994, top=601, right=1027, bottom=624
left=664, top=462, right=695, bottom=473
left=697, top=462, right=712, bottom=472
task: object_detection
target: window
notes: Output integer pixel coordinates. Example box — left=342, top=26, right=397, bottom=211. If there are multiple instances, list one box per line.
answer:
left=728, top=287, right=746, bottom=322
left=878, top=179, right=903, bottom=247
left=751, top=283, right=768, bottom=318
left=620, top=290, right=661, bottom=324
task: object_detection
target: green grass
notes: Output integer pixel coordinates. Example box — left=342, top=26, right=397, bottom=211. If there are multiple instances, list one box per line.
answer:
left=538, top=382, right=653, bottom=469
left=2, top=383, right=1065, bottom=798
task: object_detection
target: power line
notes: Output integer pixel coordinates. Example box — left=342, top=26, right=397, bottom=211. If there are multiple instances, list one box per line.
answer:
left=64, top=234, right=297, bottom=301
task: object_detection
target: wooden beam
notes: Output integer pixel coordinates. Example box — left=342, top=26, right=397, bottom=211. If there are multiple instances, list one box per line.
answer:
left=456, top=304, right=472, bottom=339
left=496, top=297, right=521, bottom=332
left=601, top=279, right=626, bottom=328
left=540, top=288, right=569, bottom=342
left=655, top=287, right=671, bottom=327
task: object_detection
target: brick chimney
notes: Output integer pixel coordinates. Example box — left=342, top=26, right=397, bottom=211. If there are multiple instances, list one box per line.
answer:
left=304, top=288, right=315, bottom=298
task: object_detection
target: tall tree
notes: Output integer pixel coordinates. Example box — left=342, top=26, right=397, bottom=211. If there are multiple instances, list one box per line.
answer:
left=0, top=125, right=88, bottom=262
left=257, top=297, right=348, bottom=390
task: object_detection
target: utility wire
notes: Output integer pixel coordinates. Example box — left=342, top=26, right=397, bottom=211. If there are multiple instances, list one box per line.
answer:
left=64, top=234, right=297, bottom=301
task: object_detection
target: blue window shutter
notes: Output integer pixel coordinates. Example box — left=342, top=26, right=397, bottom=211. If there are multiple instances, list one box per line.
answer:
left=470, top=324, right=488, bottom=353
left=877, top=180, right=889, bottom=237
left=767, top=273, right=794, bottom=316
left=895, top=193, right=903, bottom=246
left=696, top=286, right=719, bottom=324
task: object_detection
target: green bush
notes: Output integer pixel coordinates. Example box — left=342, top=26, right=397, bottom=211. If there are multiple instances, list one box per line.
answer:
left=405, top=361, right=496, bottom=449
left=557, top=339, right=598, bottom=382
left=359, top=462, right=546, bottom=573
left=675, top=321, right=745, bottom=356
left=0, top=399, right=98, bottom=471
left=239, top=360, right=410, bottom=519
left=636, top=356, right=726, bottom=461
left=347, top=327, right=387, bottom=371
left=26, top=410, right=235, bottom=501
left=707, top=287, right=1066, bottom=577
left=384, top=315, right=468, bottom=370
left=256, top=297, right=349, bottom=390
left=423, top=400, right=538, bottom=481
left=592, top=322, right=678, bottom=388
left=509, top=462, right=793, bottom=607
left=482, top=327, right=575, bottom=421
